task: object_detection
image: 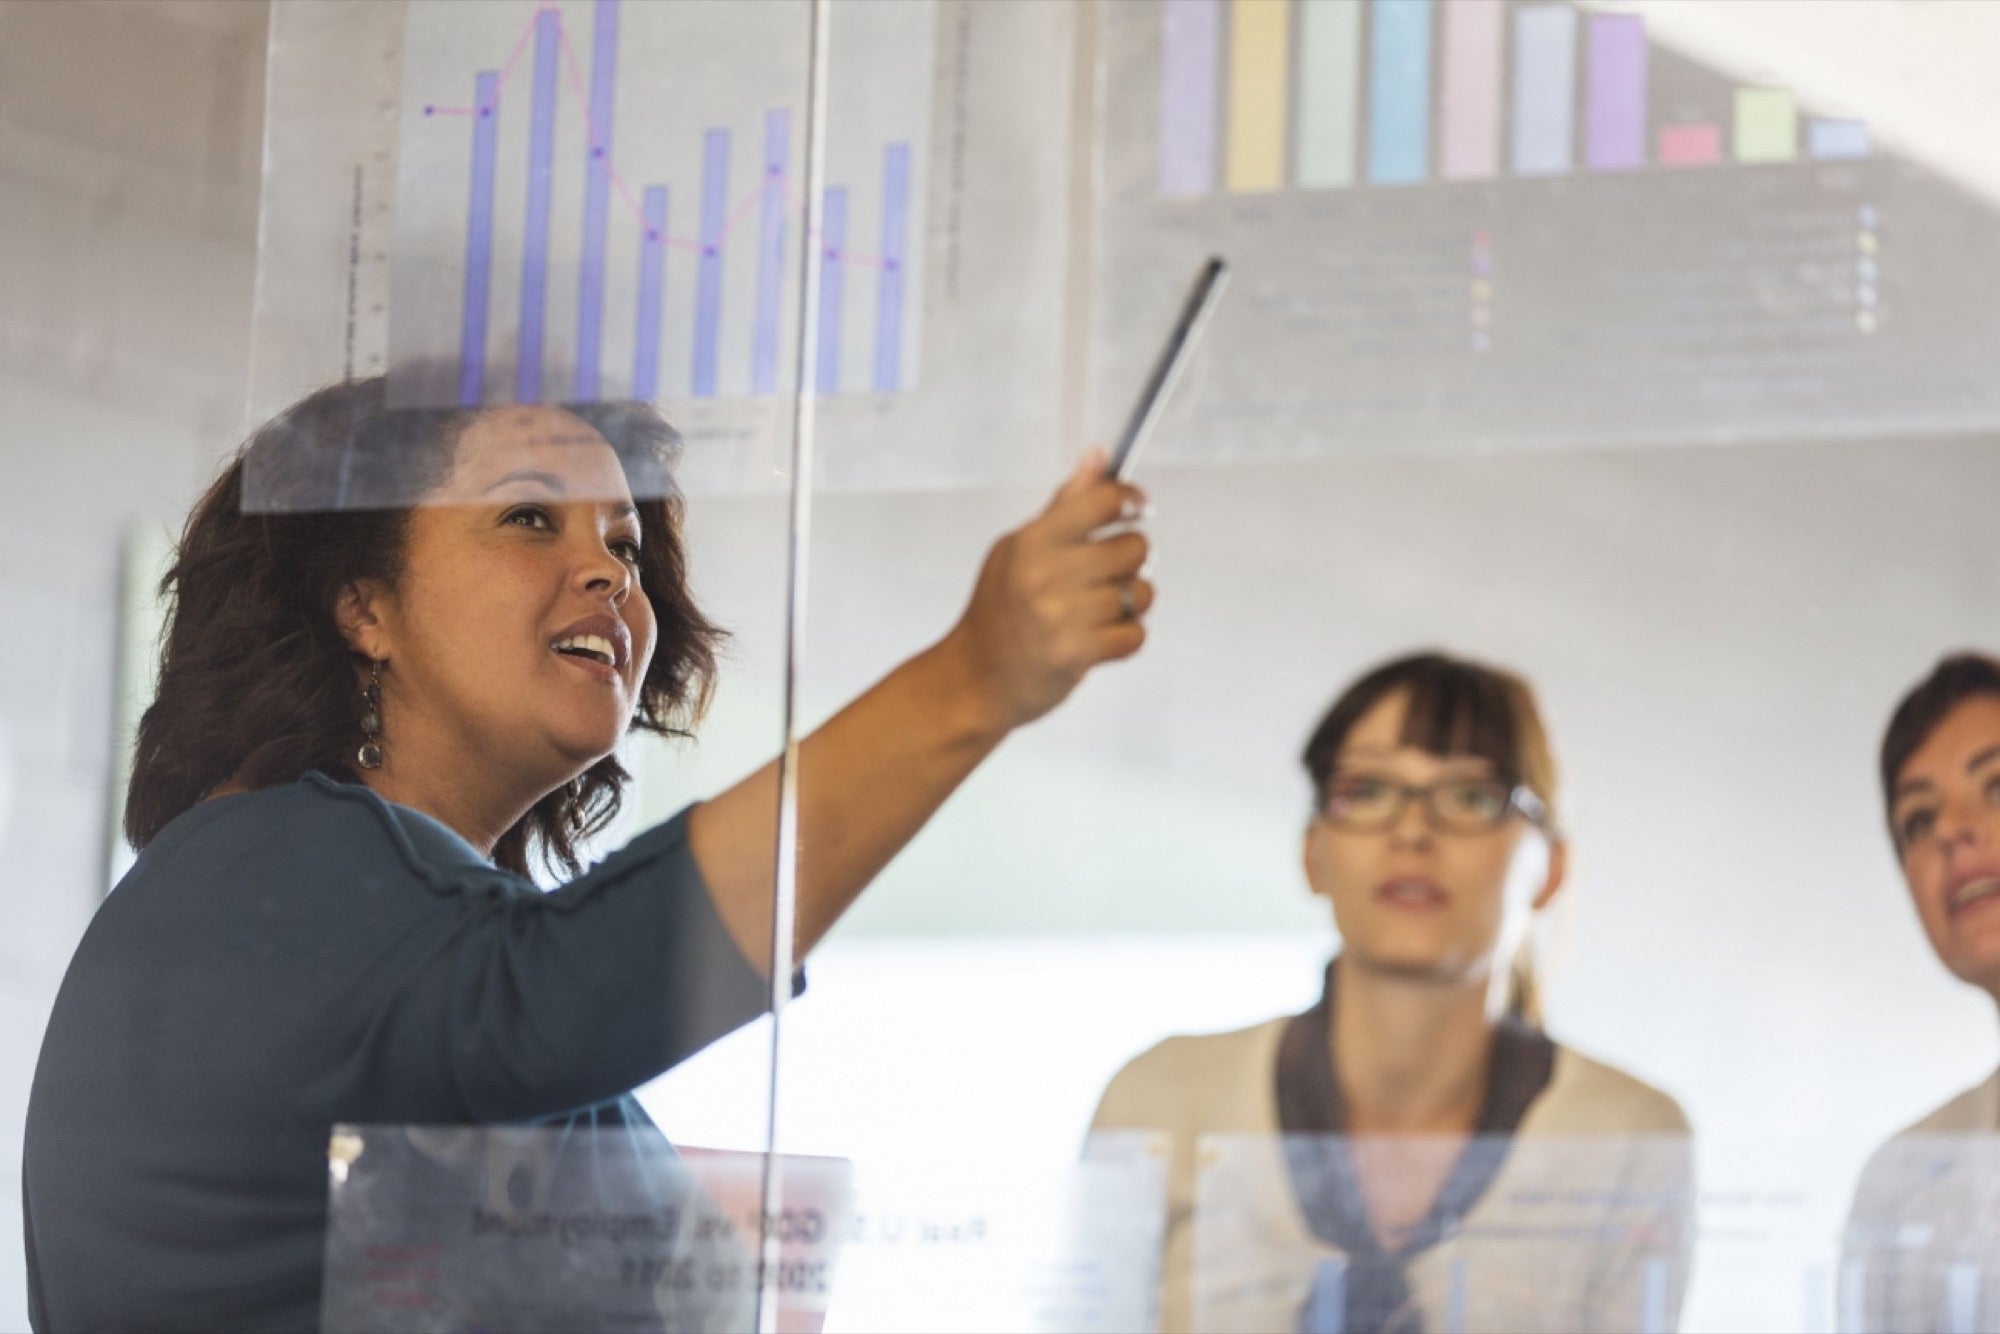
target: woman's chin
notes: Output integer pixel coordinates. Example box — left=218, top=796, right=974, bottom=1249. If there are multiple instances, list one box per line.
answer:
left=1348, top=940, right=1483, bottom=987
left=540, top=725, right=623, bottom=778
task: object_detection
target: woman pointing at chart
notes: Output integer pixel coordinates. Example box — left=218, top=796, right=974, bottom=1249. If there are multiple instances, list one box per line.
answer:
left=22, top=378, right=1152, bottom=1332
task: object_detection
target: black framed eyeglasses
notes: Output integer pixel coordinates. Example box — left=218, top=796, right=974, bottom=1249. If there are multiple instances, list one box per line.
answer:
left=1319, top=771, right=1550, bottom=834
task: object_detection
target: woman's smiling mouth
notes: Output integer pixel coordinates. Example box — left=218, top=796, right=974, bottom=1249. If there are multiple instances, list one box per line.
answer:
left=548, top=612, right=631, bottom=683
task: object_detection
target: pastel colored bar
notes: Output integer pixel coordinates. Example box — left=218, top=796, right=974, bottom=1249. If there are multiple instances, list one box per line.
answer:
left=1158, top=0, right=1221, bottom=196
left=1808, top=117, right=1870, bottom=160
left=516, top=9, right=559, bottom=403
left=752, top=109, right=791, bottom=396
left=1585, top=13, right=1647, bottom=171
left=1640, top=1258, right=1669, bottom=1334
left=873, top=143, right=910, bottom=394
left=574, top=0, right=620, bottom=401
left=816, top=187, right=847, bottom=396
left=1658, top=123, right=1720, bottom=167
left=1734, top=86, right=1798, bottom=163
left=1511, top=5, right=1577, bottom=176
left=633, top=187, right=667, bottom=400
left=1438, top=0, right=1503, bottom=181
left=1295, top=0, right=1363, bottom=188
left=1368, top=0, right=1433, bottom=185
left=457, top=70, right=499, bottom=407
left=1225, top=0, right=1289, bottom=192
left=691, top=128, right=728, bottom=398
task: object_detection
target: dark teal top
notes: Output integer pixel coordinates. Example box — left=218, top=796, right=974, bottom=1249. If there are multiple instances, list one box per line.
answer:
left=23, top=772, right=775, bottom=1333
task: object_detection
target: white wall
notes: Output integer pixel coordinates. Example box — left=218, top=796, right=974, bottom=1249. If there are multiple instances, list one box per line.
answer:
left=0, top=1, right=265, bottom=1325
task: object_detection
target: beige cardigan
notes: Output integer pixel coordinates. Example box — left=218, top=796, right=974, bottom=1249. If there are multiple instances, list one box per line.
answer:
left=1091, top=1017, right=1692, bottom=1333
left=1842, top=1069, right=2000, bottom=1333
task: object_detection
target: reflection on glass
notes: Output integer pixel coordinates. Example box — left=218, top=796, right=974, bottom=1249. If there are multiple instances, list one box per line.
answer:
left=321, top=1126, right=853, bottom=1333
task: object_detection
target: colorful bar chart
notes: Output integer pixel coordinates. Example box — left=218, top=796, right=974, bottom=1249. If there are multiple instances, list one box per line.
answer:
left=399, top=0, right=930, bottom=409
left=1154, top=0, right=1871, bottom=198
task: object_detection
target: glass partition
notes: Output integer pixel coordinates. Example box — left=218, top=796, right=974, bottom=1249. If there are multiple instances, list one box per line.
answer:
left=229, top=1, right=2000, bottom=1330
left=772, top=2, right=2000, bottom=1333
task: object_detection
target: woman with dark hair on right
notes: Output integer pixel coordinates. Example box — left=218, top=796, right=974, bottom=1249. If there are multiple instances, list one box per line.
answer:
left=1092, top=652, right=1692, bottom=1334
left=1842, top=654, right=2000, bottom=1333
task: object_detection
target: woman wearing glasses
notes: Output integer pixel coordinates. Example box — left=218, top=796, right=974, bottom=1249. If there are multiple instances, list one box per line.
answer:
left=1091, top=652, right=1691, bottom=1334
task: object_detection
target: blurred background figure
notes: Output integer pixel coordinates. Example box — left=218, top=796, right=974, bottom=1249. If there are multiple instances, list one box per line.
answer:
left=1092, top=653, right=1691, bottom=1333
left=1845, top=654, right=2000, bottom=1334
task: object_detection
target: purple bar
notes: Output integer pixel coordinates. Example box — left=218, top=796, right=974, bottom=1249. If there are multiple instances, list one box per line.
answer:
left=816, top=187, right=848, bottom=395
left=1158, top=0, right=1220, bottom=196
left=691, top=129, right=729, bottom=398
left=752, top=109, right=790, bottom=396
left=873, top=143, right=910, bottom=394
left=457, top=71, right=499, bottom=407
left=516, top=9, right=559, bottom=403
left=1585, top=13, right=1647, bottom=171
left=574, top=0, right=619, bottom=401
left=633, top=187, right=667, bottom=400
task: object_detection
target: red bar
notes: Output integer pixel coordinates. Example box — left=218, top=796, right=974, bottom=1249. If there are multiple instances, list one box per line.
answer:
left=1658, top=123, right=1720, bottom=167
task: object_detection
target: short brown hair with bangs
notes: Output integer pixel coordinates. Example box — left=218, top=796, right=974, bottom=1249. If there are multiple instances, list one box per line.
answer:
left=1880, top=653, right=2000, bottom=839
left=1302, top=650, right=1560, bottom=828
left=125, top=376, right=723, bottom=879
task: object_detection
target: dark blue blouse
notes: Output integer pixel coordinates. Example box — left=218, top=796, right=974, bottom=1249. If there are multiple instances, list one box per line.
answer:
left=23, top=772, right=774, bottom=1332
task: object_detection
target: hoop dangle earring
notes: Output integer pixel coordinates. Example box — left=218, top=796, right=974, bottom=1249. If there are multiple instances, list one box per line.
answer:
left=357, top=660, right=385, bottom=771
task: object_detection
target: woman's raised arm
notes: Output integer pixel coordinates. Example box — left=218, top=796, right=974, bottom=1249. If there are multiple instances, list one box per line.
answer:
left=686, top=451, right=1152, bottom=968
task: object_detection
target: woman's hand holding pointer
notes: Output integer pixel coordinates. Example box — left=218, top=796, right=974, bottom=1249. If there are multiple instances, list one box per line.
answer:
left=688, top=450, right=1153, bottom=965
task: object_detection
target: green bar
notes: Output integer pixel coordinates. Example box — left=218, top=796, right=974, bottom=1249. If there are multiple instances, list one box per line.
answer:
left=1734, top=86, right=1797, bottom=163
left=1295, top=0, right=1364, bottom=187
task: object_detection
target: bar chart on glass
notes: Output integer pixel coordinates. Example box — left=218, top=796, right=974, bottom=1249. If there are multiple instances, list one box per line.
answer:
left=250, top=0, right=1086, bottom=503
left=386, top=0, right=932, bottom=412
left=1094, top=0, right=2000, bottom=462
left=1154, top=0, right=1872, bottom=197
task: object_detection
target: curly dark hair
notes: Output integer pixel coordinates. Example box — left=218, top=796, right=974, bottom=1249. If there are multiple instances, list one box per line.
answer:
left=125, top=376, right=723, bottom=878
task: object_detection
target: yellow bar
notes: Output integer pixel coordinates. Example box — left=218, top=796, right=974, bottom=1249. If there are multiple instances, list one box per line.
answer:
left=1226, top=0, right=1291, bottom=192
